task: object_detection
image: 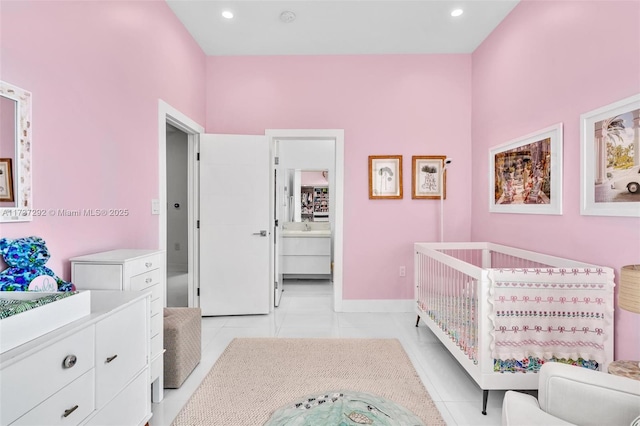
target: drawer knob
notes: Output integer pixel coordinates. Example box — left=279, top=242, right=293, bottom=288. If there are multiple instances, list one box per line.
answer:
left=62, top=355, right=77, bottom=369
left=145, top=262, right=153, bottom=268
left=63, top=405, right=79, bottom=418
left=106, top=354, right=118, bottom=363
left=145, top=278, right=152, bottom=283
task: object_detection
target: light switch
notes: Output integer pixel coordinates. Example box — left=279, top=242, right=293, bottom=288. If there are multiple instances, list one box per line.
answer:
left=151, top=199, right=160, bottom=215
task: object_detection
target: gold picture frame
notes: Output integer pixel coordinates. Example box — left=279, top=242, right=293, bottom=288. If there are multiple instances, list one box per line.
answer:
left=369, top=155, right=403, bottom=199
left=412, top=156, right=447, bottom=199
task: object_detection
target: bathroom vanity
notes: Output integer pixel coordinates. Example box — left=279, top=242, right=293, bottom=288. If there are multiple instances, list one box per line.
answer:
left=281, top=222, right=331, bottom=277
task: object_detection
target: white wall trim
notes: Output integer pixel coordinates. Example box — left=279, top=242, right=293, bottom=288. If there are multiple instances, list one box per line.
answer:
left=340, top=299, right=414, bottom=313
left=266, top=129, right=345, bottom=312
left=158, top=100, right=204, bottom=308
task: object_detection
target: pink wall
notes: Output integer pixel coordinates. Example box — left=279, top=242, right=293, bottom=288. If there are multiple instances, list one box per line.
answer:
left=0, top=1, right=206, bottom=276
left=3, top=1, right=635, bottom=358
left=206, top=55, right=473, bottom=300
left=471, top=1, right=640, bottom=359
left=301, top=171, right=328, bottom=187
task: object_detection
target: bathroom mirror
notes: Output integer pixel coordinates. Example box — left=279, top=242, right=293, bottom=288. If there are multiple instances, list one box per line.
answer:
left=0, top=81, right=32, bottom=222
left=284, top=169, right=329, bottom=222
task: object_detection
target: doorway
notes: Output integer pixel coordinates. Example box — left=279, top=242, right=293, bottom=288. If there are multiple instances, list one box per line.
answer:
left=158, top=100, right=204, bottom=309
left=165, top=123, right=189, bottom=307
left=158, top=119, right=344, bottom=313
left=268, top=130, right=344, bottom=312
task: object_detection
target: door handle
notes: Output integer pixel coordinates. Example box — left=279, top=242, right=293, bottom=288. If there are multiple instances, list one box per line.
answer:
left=252, top=230, right=267, bottom=237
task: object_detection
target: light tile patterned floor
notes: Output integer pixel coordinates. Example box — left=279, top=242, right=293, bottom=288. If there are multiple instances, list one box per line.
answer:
left=151, top=280, right=506, bottom=426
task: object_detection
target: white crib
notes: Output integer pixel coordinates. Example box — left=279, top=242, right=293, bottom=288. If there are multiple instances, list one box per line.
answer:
left=414, top=242, right=614, bottom=415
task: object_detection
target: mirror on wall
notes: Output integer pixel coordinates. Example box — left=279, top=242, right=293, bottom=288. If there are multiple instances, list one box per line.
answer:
left=0, top=81, right=32, bottom=222
left=283, top=169, right=329, bottom=222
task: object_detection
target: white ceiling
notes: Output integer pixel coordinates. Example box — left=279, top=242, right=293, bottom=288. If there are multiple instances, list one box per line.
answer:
left=165, top=1, right=520, bottom=56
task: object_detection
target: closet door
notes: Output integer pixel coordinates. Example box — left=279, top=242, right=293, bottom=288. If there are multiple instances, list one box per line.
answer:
left=199, top=134, right=270, bottom=316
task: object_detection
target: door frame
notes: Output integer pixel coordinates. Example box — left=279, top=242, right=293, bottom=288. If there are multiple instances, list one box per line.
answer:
left=266, top=129, right=345, bottom=312
left=158, top=100, right=204, bottom=308
left=159, top=118, right=345, bottom=312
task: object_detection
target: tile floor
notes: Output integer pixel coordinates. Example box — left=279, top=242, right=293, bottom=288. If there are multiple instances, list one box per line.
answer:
left=151, top=279, right=509, bottom=425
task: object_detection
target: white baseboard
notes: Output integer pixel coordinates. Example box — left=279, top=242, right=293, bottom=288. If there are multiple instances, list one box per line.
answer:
left=339, top=299, right=414, bottom=313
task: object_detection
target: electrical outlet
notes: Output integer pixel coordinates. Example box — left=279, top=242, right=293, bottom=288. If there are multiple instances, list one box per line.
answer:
left=399, top=266, right=406, bottom=277
left=174, top=243, right=180, bottom=251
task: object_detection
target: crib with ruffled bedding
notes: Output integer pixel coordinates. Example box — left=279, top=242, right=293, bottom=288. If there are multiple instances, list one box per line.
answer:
left=414, top=242, right=614, bottom=415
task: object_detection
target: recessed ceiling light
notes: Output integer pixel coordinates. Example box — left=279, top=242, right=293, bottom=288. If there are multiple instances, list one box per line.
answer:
left=451, top=8, right=464, bottom=17
left=222, top=10, right=234, bottom=19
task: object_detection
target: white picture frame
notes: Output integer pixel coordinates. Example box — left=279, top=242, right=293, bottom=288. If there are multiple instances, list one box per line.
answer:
left=580, top=94, right=640, bottom=217
left=489, top=123, right=563, bottom=215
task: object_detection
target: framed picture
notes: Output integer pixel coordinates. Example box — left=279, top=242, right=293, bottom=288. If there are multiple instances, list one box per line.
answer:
left=412, top=156, right=447, bottom=199
left=369, top=155, right=402, bottom=199
left=0, top=158, right=14, bottom=202
left=580, top=94, right=640, bottom=217
left=489, top=123, right=563, bottom=215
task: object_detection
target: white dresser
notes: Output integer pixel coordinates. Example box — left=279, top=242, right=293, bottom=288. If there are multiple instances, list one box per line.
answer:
left=0, top=291, right=151, bottom=426
left=70, top=249, right=165, bottom=403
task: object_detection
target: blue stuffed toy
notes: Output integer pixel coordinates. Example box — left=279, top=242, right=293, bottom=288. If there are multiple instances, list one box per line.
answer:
left=0, top=236, right=75, bottom=292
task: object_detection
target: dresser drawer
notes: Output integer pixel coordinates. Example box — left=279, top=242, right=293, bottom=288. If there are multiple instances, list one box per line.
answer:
left=282, top=255, right=331, bottom=274
left=11, top=369, right=95, bottom=426
left=281, top=237, right=331, bottom=255
left=95, top=299, right=147, bottom=408
left=150, top=334, right=163, bottom=358
left=1, top=326, right=95, bottom=425
left=72, top=264, right=123, bottom=290
left=85, top=369, right=149, bottom=426
left=129, top=269, right=160, bottom=292
left=150, top=311, right=162, bottom=338
left=129, top=253, right=162, bottom=277
left=149, top=284, right=162, bottom=304
left=150, top=354, right=163, bottom=386
left=150, top=296, right=162, bottom=317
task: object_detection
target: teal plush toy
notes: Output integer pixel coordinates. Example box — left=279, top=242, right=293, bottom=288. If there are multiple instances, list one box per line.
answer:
left=0, top=236, right=75, bottom=292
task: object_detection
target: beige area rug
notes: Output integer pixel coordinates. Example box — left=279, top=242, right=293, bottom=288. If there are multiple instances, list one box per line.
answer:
left=171, top=338, right=446, bottom=425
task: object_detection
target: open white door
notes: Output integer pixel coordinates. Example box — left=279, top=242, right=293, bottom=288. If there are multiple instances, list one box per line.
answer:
left=199, top=134, right=270, bottom=316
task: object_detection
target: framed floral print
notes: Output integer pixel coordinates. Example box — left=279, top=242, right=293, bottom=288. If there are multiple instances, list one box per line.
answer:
left=369, top=155, right=402, bottom=199
left=412, top=156, right=447, bottom=200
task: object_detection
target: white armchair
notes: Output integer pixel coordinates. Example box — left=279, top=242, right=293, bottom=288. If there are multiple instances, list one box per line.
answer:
left=502, top=362, right=640, bottom=426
